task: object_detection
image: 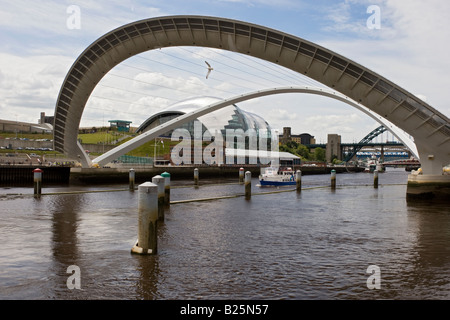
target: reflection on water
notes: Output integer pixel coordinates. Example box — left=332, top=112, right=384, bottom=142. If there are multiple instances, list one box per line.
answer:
left=0, top=168, right=449, bottom=299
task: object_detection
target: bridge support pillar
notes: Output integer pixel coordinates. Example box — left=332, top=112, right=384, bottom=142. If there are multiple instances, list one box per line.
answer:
left=129, top=168, right=135, bottom=191
left=131, top=182, right=158, bottom=255
left=161, top=172, right=171, bottom=207
left=194, top=168, right=199, bottom=186
left=152, top=175, right=165, bottom=221
left=416, top=144, right=448, bottom=175
left=374, top=170, right=379, bottom=188
left=33, top=168, right=43, bottom=197
left=330, top=169, right=336, bottom=189
left=296, top=170, right=302, bottom=193
left=407, top=173, right=450, bottom=201
left=245, top=171, right=251, bottom=200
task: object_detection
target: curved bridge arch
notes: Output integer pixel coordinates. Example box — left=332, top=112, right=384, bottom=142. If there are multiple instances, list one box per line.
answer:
left=92, top=86, right=419, bottom=167
left=54, top=15, right=449, bottom=173
left=343, top=125, right=387, bottom=162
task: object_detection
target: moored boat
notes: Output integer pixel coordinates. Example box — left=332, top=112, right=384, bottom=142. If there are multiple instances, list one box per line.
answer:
left=363, top=156, right=384, bottom=173
left=259, top=167, right=296, bottom=186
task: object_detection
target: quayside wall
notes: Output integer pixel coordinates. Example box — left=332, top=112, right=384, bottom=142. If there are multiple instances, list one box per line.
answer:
left=0, top=165, right=364, bottom=185
left=70, top=165, right=364, bottom=184
left=0, top=166, right=71, bottom=185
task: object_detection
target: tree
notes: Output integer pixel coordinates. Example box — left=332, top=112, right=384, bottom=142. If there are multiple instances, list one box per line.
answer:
left=331, top=154, right=338, bottom=163
left=296, top=144, right=311, bottom=160
left=332, top=157, right=342, bottom=165
left=313, top=147, right=325, bottom=162
left=286, top=140, right=298, bottom=149
left=279, top=144, right=293, bottom=154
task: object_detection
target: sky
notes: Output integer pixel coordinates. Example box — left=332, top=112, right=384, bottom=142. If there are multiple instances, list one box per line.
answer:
left=1, top=0, right=449, bottom=144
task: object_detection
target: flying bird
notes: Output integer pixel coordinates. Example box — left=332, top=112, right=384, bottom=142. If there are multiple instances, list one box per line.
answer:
left=205, top=61, right=213, bottom=79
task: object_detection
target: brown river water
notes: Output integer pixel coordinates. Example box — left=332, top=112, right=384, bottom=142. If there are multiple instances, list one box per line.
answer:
left=0, top=168, right=449, bottom=300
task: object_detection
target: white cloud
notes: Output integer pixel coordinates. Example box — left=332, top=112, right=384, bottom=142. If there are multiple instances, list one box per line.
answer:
left=217, top=0, right=304, bottom=8
left=304, top=113, right=362, bottom=129
left=264, top=108, right=299, bottom=123
left=0, top=52, right=72, bottom=121
left=0, top=0, right=165, bottom=57
left=318, top=0, right=450, bottom=117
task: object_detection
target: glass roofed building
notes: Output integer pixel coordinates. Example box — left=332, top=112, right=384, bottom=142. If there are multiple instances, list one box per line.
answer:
left=134, top=97, right=301, bottom=166
left=136, top=96, right=280, bottom=165
left=136, top=96, right=275, bottom=147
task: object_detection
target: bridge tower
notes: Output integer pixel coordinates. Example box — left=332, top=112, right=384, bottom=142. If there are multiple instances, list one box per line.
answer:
left=326, top=134, right=341, bottom=163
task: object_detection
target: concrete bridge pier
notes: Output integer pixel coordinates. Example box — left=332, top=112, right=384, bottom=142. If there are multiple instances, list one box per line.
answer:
left=407, top=145, right=450, bottom=201
left=407, top=173, right=450, bottom=201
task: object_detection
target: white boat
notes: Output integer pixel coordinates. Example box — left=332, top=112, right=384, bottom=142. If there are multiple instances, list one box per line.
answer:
left=363, top=156, right=384, bottom=173
left=259, top=167, right=296, bottom=186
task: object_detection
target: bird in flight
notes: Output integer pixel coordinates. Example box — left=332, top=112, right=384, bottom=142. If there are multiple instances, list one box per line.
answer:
left=205, top=61, right=213, bottom=79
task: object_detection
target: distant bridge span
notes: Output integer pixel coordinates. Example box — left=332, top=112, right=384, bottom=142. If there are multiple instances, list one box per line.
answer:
left=53, top=15, right=449, bottom=174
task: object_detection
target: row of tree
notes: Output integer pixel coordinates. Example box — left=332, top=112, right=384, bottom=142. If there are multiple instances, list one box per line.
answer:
left=279, top=140, right=326, bottom=162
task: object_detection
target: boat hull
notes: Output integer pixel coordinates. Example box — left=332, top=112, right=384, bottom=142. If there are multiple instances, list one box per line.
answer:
left=259, top=180, right=296, bottom=186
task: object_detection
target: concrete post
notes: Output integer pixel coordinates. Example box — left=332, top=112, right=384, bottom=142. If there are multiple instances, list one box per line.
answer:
left=239, top=167, right=244, bottom=184
left=374, top=170, right=379, bottom=188
left=131, top=182, right=158, bottom=255
left=331, top=169, right=336, bottom=189
left=152, top=175, right=165, bottom=221
left=33, top=168, right=43, bottom=197
left=194, top=168, right=199, bottom=186
left=245, top=171, right=251, bottom=200
left=296, top=170, right=302, bottom=192
left=129, top=168, right=135, bottom=191
left=161, top=172, right=171, bottom=207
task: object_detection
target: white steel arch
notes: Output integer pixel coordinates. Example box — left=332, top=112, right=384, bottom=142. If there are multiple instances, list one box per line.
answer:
left=92, top=86, right=419, bottom=167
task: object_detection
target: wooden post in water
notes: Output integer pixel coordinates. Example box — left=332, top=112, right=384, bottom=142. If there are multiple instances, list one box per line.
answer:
left=131, top=182, right=158, bottom=255
left=33, top=168, right=43, bottom=197
left=331, top=169, right=336, bottom=189
left=194, top=168, right=199, bottom=186
left=161, top=172, right=171, bottom=207
left=296, top=170, right=302, bottom=193
left=129, top=168, right=135, bottom=191
left=239, top=167, right=244, bottom=184
left=374, top=170, right=379, bottom=188
left=245, top=171, right=251, bottom=200
left=152, top=175, right=165, bottom=221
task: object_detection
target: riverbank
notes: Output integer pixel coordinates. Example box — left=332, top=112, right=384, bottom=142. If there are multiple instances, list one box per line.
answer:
left=69, top=165, right=365, bottom=184
left=0, top=164, right=365, bottom=185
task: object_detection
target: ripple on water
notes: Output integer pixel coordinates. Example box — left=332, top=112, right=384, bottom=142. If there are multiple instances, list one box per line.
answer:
left=1, top=170, right=449, bottom=299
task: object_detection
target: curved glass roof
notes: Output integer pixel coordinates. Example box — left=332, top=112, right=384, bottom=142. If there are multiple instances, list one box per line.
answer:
left=137, top=96, right=272, bottom=136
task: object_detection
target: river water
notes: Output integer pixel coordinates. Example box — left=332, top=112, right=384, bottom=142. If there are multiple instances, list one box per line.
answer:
left=0, top=168, right=449, bottom=300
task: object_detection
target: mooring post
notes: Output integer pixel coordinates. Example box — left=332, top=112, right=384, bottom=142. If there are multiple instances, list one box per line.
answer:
left=374, top=170, right=379, bottom=188
left=129, top=168, right=135, bottom=191
left=296, top=170, right=302, bottom=193
left=33, top=168, right=43, bottom=197
left=194, top=168, right=199, bottom=186
left=152, top=175, right=165, bottom=221
left=331, top=169, right=336, bottom=189
left=245, top=171, right=251, bottom=200
left=131, top=182, right=158, bottom=255
left=239, top=167, right=244, bottom=184
left=161, top=172, right=171, bottom=207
